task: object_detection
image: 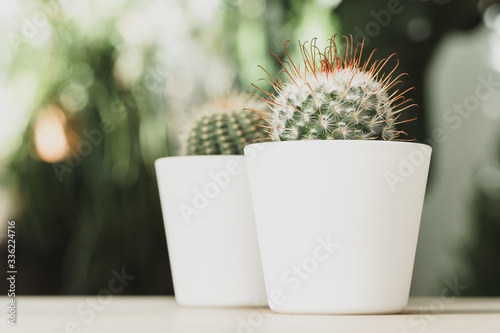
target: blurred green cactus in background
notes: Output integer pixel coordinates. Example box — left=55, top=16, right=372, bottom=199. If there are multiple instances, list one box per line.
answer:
left=184, top=94, right=268, bottom=155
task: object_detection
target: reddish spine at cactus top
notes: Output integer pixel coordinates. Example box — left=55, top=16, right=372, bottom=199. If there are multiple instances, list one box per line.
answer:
left=251, top=35, right=416, bottom=142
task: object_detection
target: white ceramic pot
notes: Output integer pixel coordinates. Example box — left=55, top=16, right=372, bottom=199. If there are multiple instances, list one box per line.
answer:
left=155, top=155, right=267, bottom=307
left=244, top=141, right=432, bottom=314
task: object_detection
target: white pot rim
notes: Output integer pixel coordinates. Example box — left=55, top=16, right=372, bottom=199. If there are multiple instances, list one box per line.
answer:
left=155, top=155, right=245, bottom=164
left=245, top=140, right=431, bottom=150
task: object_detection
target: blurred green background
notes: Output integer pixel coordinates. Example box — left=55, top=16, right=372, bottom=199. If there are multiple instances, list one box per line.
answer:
left=0, top=0, right=499, bottom=296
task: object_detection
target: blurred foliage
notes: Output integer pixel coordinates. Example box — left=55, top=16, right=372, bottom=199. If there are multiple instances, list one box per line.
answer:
left=467, top=148, right=500, bottom=296
left=219, top=0, right=341, bottom=94
left=335, top=0, right=481, bottom=143
left=1, top=3, right=174, bottom=294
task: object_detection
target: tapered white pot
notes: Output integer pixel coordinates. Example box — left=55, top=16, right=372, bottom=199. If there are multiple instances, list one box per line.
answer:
left=155, top=156, right=266, bottom=307
left=244, top=141, right=432, bottom=314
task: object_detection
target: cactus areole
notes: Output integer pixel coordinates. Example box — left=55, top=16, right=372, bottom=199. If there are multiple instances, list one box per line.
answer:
left=251, top=36, right=416, bottom=142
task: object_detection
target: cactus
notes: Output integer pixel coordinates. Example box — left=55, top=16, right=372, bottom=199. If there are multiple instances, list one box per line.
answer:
left=184, top=94, right=268, bottom=155
left=253, top=36, right=415, bottom=141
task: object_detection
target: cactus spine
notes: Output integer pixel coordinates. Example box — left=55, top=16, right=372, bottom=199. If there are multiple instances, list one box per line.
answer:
left=184, top=94, right=268, bottom=155
left=254, top=36, right=415, bottom=141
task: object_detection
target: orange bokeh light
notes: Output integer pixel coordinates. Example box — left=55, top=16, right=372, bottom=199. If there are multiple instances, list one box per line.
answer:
left=34, top=105, right=70, bottom=163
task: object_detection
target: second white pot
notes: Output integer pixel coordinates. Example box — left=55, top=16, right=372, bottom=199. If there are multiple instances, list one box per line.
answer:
left=244, top=140, right=432, bottom=314
left=155, top=155, right=267, bottom=307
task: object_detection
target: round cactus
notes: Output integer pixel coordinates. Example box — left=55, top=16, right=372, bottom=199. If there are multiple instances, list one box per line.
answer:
left=183, top=94, right=268, bottom=155
left=253, top=36, right=415, bottom=141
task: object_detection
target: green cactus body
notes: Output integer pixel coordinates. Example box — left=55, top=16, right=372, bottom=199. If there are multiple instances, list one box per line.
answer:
left=184, top=95, right=268, bottom=155
left=256, top=36, right=414, bottom=141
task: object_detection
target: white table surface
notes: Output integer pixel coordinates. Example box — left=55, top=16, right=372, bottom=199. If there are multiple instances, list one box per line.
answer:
left=1, top=296, right=499, bottom=332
